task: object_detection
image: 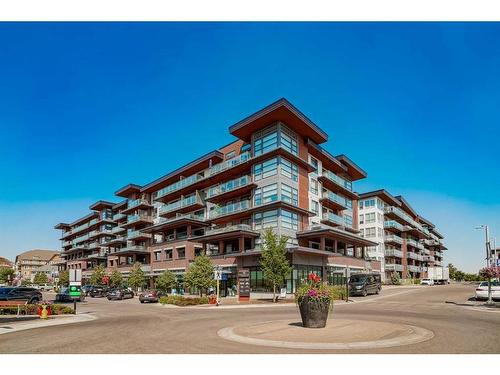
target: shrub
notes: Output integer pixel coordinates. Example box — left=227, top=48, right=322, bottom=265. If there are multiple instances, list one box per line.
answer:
left=414, top=279, right=421, bottom=285
left=391, top=272, right=401, bottom=285
left=159, top=295, right=209, bottom=306
left=0, top=303, right=74, bottom=315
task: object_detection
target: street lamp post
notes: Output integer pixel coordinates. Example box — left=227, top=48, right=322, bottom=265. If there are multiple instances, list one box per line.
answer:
left=475, top=225, right=491, bottom=267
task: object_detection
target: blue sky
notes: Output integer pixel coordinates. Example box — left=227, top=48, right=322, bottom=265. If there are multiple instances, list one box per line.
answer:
left=0, top=22, right=498, bottom=272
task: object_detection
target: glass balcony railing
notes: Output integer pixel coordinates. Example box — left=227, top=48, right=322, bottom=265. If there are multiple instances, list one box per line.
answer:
left=384, top=220, right=404, bottom=232
left=127, top=214, right=153, bottom=224
left=156, top=173, right=204, bottom=199
left=209, top=200, right=250, bottom=219
left=127, top=230, right=152, bottom=240
left=385, top=263, right=404, bottom=271
left=209, top=152, right=251, bottom=177
left=113, top=213, right=126, bottom=221
left=385, top=235, right=403, bottom=245
left=207, top=176, right=251, bottom=198
left=158, top=212, right=206, bottom=224
left=407, top=252, right=423, bottom=261
left=322, top=190, right=348, bottom=207
left=205, top=224, right=255, bottom=236
left=407, top=265, right=422, bottom=273
left=321, top=211, right=344, bottom=226
left=385, top=249, right=403, bottom=258
left=111, top=226, right=125, bottom=234
left=127, top=199, right=150, bottom=209
left=321, top=170, right=353, bottom=191
left=160, top=194, right=202, bottom=215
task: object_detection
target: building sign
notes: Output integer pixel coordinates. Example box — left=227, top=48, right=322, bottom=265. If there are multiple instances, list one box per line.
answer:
left=69, top=285, right=81, bottom=297
left=238, top=269, right=250, bottom=298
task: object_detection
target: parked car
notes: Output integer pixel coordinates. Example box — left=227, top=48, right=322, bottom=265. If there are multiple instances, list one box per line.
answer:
left=82, top=285, right=94, bottom=296
left=89, top=285, right=109, bottom=298
left=55, top=287, right=85, bottom=302
left=349, top=273, right=381, bottom=297
left=475, top=281, right=500, bottom=300
left=421, top=278, right=435, bottom=286
left=0, top=287, right=43, bottom=303
left=107, top=288, right=134, bottom=300
left=139, top=290, right=166, bottom=303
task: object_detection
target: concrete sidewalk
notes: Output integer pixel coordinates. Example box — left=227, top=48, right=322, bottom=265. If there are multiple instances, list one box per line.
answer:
left=0, top=313, right=96, bottom=335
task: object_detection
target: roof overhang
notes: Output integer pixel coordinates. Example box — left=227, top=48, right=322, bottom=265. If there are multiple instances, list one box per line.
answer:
left=335, top=154, right=367, bottom=181
left=305, top=138, right=347, bottom=174
left=142, top=218, right=210, bottom=233
left=54, top=223, right=70, bottom=230
left=69, top=212, right=99, bottom=227
left=140, top=150, right=224, bottom=194
left=89, top=200, right=116, bottom=211
left=359, top=189, right=402, bottom=207
left=115, top=184, right=142, bottom=198
left=191, top=229, right=260, bottom=242
left=112, top=200, right=128, bottom=210
left=297, top=226, right=378, bottom=247
left=229, top=98, right=328, bottom=144
left=395, top=195, right=418, bottom=219
left=417, top=215, right=435, bottom=228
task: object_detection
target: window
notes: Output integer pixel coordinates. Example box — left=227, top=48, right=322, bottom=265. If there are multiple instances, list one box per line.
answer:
left=254, top=129, right=278, bottom=156
left=378, top=228, right=383, bottom=237
left=254, top=183, right=278, bottom=206
left=359, top=201, right=364, bottom=209
left=254, top=210, right=279, bottom=230
left=165, top=249, right=173, bottom=260
left=365, top=212, right=376, bottom=223
left=177, top=247, right=185, bottom=259
left=365, top=227, right=376, bottom=238
left=241, top=143, right=251, bottom=153
left=359, top=228, right=365, bottom=237
left=359, top=214, right=364, bottom=224
left=280, top=128, right=298, bottom=155
left=194, top=247, right=203, bottom=257
left=253, top=158, right=278, bottom=181
left=310, top=179, right=318, bottom=195
left=281, top=184, right=298, bottom=206
left=154, top=251, right=161, bottom=261
left=311, top=200, right=319, bottom=215
left=364, top=199, right=376, bottom=208
left=344, top=214, right=353, bottom=228
left=281, top=209, right=299, bottom=230
left=225, top=150, right=236, bottom=160
left=280, top=158, right=298, bottom=181
left=310, top=157, right=318, bottom=173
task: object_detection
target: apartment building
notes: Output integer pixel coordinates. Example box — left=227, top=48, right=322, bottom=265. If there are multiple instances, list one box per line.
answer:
left=56, top=98, right=380, bottom=296
left=358, top=190, right=447, bottom=282
left=0, top=257, right=13, bottom=269
left=14, top=249, right=61, bottom=281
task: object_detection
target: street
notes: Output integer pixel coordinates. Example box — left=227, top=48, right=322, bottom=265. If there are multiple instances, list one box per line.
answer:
left=0, top=283, right=499, bottom=354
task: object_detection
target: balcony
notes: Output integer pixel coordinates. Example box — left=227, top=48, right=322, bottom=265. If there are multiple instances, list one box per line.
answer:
left=72, top=233, right=90, bottom=245
left=384, top=220, right=404, bottom=232
left=318, top=170, right=357, bottom=199
left=384, top=235, right=403, bottom=245
left=123, top=199, right=152, bottom=214
left=208, top=152, right=251, bottom=177
left=88, top=242, right=100, bottom=249
left=159, top=193, right=204, bottom=216
left=209, top=200, right=250, bottom=220
left=127, top=230, right=152, bottom=240
left=406, top=238, right=419, bottom=248
left=113, top=245, right=148, bottom=254
left=206, top=175, right=255, bottom=203
left=320, top=190, right=348, bottom=210
left=385, top=249, right=403, bottom=258
left=155, top=173, right=205, bottom=201
left=126, top=214, right=154, bottom=226
left=384, top=206, right=413, bottom=225
left=203, top=224, right=258, bottom=237
left=111, top=226, right=126, bottom=234
left=62, top=240, right=72, bottom=247
left=102, top=236, right=127, bottom=246
left=321, top=211, right=344, bottom=227
left=113, top=213, right=126, bottom=221
left=407, top=265, right=422, bottom=273
left=423, top=255, right=435, bottom=262
left=385, top=263, right=404, bottom=272
left=407, top=252, right=423, bottom=261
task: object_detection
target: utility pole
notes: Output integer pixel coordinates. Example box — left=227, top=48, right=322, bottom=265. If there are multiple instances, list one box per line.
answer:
left=476, top=225, right=490, bottom=267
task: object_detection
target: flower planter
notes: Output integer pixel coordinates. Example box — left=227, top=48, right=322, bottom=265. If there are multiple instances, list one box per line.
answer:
left=298, top=296, right=330, bottom=328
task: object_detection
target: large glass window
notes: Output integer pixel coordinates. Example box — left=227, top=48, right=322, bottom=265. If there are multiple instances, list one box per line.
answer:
left=280, top=128, right=298, bottom=155
left=254, top=210, right=279, bottom=230
left=254, top=129, right=278, bottom=156
left=281, top=184, right=298, bottom=206
left=253, top=157, right=278, bottom=181
left=254, top=183, right=278, bottom=206
left=280, top=158, right=298, bottom=181
left=310, top=178, right=318, bottom=194
left=281, top=209, right=299, bottom=230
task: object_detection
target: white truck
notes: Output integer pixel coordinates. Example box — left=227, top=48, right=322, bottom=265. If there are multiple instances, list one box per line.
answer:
left=427, top=267, right=450, bottom=284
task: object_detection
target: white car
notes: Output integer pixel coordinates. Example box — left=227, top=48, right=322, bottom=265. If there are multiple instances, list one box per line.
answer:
left=475, top=281, right=500, bottom=300
left=421, top=278, right=434, bottom=286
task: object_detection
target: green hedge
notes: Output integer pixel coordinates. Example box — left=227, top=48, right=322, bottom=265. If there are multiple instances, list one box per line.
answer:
left=0, top=304, right=74, bottom=315
left=159, top=295, right=209, bottom=306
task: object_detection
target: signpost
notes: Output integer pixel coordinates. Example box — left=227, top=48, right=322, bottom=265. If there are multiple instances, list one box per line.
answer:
left=238, top=269, right=250, bottom=302
left=69, top=269, right=82, bottom=314
left=345, top=267, right=351, bottom=302
left=214, top=267, right=222, bottom=306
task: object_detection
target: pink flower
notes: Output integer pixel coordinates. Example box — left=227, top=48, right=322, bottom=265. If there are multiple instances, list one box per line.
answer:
left=308, top=290, right=318, bottom=297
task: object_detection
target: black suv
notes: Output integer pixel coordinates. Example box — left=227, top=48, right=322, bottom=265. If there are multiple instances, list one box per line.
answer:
left=349, top=273, right=382, bottom=297
left=89, top=285, right=109, bottom=298
left=0, top=287, right=43, bottom=303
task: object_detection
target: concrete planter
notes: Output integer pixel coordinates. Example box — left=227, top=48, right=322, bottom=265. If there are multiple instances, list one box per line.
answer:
left=298, top=296, right=330, bottom=328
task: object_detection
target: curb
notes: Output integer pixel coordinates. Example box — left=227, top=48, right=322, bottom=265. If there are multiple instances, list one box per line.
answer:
left=0, top=313, right=97, bottom=335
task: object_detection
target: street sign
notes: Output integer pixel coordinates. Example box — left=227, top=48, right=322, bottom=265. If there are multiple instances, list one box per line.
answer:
left=69, top=269, right=82, bottom=283
left=238, top=268, right=250, bottom=300
left=214, top=270, right=223, bottom=280
left=496, top=259, right=500, bottom=267
left=69, top=285, right=81, bottom=297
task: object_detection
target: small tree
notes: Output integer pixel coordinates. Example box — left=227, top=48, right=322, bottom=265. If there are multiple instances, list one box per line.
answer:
left=33, top=272, right=48, bottom=285
left=155, top=270, right=177, bottom=293
left=184, top=254, right=215, bottom=296
left=128, top=262, right=146, bottom=292
left=89, top=265, right=106, bottom=285
left=0, top=267, right=15, bottom=284
left=260, top=228, right=292, bottom=302
left=109, top=269, right=123, bottom=288
left=58, top=270, right=69, bottom=286
left=391, top=272, right=401, bottom=285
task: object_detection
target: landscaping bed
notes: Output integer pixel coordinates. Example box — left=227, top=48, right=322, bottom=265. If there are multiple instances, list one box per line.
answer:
left=0, top=304, right=74, bottom=315
left=159, top=295, right=209, bottom=306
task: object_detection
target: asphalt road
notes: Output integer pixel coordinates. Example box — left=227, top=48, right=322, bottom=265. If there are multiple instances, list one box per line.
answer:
left=0, top=283, right=498, bottom=354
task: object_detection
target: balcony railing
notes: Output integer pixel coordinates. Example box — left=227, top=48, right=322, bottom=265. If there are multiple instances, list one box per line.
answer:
left=385, top=263, right=404, bottom=272
left=321, top=170, right=353, bottom=191
left=117, top=245, right=148, bottom=253
left=321, top=190, right=348, bottom=207
left=406, top=238, right=419, bottom=248
left=384, top=206, right=413, bottom=224
left=72, top=233, right=90, bottom=244
left=322, top=211, right=344, bottom=226
left=159, top=193, right=203, bottom=215
left=209, top=152, right=251, bottom=177
left=423, top=255, right=435, bottom=262
left=407, top=252, right=423, bottom=261
left=127, top=214, right=153, bottom=225
left=113, top=213, right=126, bottom=221
left=385, top=249, right=403, bottom=258
left=205, top=224, right=256, bottom=236
left=127, top=199, right=150, bottom=210
left=384, top=220, right=404, bottom=232
left=127, top=230, right=152, bottom=240
left=207, top=175, right=252, bottom=198
left=111, top=226, right=125, bottom=234
left=209, top=200, right=250, bottom=219
left=158, top=212, right=206, bottom=224
left=384, top=235, right=403, bottom=245
left=407, top=265, right=422, bottom=273
left=156, top=173, right=204, bottom=199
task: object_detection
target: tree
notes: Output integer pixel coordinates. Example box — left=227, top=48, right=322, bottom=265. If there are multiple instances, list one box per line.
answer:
left=109, top=269, right=123, bottom=288
left=58, top=270, right=69, bottom=286
left=448, top=263, right=458, bottom=280
left=89, top=265, right=106, bottom=285
left=0, top=267, right=15, bottom=284
left=259, top=228, right=292, bottom=302
left=128, top=262, right=146, bottom=292
left=390, top=272, right=401, bottom=285
left=184, top=254, right=215, bottom=296
left=33, top=272, right=48, bottom=285
left=155, top=270, right=177, bottom=293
